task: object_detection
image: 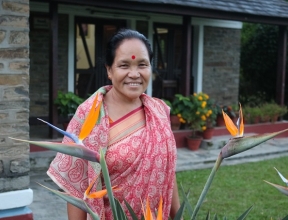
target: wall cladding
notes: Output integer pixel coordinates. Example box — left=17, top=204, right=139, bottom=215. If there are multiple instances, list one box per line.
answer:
left=202, top=26, right=241, bottom=106
left=29, top=13, right=69, bottom=118
left=0, top=0, right=30, bottom=192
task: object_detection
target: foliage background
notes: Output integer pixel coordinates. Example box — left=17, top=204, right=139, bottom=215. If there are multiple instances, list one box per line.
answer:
left=240, top=23, right=288, bottom=105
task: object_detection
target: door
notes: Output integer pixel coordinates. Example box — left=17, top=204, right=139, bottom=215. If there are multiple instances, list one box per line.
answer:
left=75, top=17, right=126, bottom=98
left=152, top=24, right=186, bottom=100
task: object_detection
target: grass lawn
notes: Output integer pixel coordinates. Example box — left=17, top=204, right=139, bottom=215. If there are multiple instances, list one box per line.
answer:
left=176, top=156, right=288, bottom=220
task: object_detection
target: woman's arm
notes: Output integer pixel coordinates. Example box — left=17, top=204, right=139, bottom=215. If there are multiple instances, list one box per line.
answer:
left=67, top=203, right=87, bottom=220
left=170, top=176, right=182, bottom=219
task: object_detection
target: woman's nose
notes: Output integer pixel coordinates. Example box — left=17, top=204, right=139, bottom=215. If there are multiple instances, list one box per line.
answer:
left=128, top=68, right=140, bottom=78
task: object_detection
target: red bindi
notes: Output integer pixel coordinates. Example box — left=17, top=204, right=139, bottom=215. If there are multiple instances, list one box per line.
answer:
left=131, top=55, right=135, bottom=60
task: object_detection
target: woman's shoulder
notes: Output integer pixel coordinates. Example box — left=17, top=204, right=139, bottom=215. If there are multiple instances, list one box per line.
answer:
left=141, top=94, right=170, bottom=117
left=142, top=94, right=168, bottom=107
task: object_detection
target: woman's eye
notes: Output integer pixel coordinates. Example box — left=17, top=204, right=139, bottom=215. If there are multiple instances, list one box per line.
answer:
left=139, top=63, right=147, bottom=68
left=120, top=64, right=128, bottom=68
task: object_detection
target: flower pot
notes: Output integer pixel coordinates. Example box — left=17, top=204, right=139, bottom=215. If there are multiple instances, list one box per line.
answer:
left=201, top=128, right=214, bottom=140
left=185, top=136, right=202, bottom=151
left=170, top=115, right=181, bottom=130
left=271, top=115, right=279, bottom=123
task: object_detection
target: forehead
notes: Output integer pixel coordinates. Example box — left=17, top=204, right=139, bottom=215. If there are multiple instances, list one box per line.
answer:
left=115, top=38, right=149, bottom=59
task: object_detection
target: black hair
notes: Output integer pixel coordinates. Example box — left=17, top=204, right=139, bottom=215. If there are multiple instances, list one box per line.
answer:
left=105, top=29, right=153, bottom=67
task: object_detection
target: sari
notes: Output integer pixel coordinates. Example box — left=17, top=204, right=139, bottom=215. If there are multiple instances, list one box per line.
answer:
left=47, top=86, right=177, bottom=220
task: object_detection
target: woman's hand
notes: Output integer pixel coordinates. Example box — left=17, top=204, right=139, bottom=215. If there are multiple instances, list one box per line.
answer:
left=67, top=203, right=87, bottom=220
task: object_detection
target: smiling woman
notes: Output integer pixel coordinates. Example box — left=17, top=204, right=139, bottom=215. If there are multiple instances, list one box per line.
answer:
left=47, top=29, right=181, bottom=220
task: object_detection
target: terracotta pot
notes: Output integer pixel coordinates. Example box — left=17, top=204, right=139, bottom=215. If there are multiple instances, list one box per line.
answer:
left=170, top=115, right=181, bottom=130
left=186, top=136, right=202, bottom=151
left=271, top=115, right=279, bottom=123
left=202, top=128, right=214, bottom=140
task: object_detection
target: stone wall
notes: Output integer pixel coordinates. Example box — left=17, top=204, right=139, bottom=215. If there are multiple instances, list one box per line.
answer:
left=202, top=26, right=241, bottom=106
left=0, top=0, right=30, bottom=192
left=29, top=12, right=68, bottom=118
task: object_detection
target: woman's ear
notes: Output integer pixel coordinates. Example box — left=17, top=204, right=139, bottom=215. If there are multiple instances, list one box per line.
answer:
left=106, top=65, right=112, bottom=79
left=105, top=65, right=111, bottom=76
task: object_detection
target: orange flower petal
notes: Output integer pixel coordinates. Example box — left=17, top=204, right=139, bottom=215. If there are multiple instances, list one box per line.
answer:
left=79, top=94, right=102, bottom=141
left=85, top=186, right=118, bottom=199
left=84, top=175, right=98, bottom=196
left=222, top=110, right=238, bottom=136
left=156, top=196, right=163, bottom=220
left=239, top=103, right=244, bottom=136
left=86, top=189, right=108, bottom=199
left=145, top=198, right=153, bottom=220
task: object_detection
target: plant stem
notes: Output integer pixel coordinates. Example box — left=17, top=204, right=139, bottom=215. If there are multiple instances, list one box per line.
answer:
left=191, top=153, right=223, bottom=220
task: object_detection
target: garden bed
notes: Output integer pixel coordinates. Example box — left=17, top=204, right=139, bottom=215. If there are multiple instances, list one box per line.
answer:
left=173, top=121, right=288, bottom=148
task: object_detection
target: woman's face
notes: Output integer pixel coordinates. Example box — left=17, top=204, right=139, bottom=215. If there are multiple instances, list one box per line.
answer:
left=106, top=38, right=151, bottom=102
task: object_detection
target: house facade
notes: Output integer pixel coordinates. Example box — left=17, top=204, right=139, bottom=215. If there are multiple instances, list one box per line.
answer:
left=29, top=2, right=242, bottom=122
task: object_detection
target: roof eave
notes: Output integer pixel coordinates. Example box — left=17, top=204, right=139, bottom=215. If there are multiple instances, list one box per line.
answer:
left=41, top=0, right=288, bottom=26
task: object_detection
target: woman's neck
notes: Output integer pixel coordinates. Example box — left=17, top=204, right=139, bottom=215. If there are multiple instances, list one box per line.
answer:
left=104, top=88, right=142, bottom=121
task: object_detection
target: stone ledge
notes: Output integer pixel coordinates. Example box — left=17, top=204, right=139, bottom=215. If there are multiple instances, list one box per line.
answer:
left=0, top=189, right=33, bottom=210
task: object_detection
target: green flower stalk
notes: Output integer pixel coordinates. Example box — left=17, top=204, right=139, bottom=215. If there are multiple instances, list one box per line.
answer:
left=191, top=105, right=288, bottom=219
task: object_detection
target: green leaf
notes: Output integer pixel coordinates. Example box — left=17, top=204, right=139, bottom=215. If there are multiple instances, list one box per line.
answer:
left=205, top=211, right=210, bottom=220
left=38, top=183, right=100, bottom=220
left=100, top=149, right=118, bottom=219
left=10, top=138, right=100, bottom=162
left=213, top=214, right=218, bottom=220
left=180, top=184, right=193, bottom=216
left=236, top=206, right=253, bottom=220
left=124, top=199, right=139, bottom=220
left=173, top=199, right=186, bottom=220
left=114, top=198, right=128, bottom=220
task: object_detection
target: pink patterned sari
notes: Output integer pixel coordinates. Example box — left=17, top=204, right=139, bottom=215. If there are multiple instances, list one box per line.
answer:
left=47, top=86, right=177, bottom=220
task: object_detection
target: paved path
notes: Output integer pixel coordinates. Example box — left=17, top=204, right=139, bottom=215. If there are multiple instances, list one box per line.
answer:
left=28, top=135, right=288, bottom=220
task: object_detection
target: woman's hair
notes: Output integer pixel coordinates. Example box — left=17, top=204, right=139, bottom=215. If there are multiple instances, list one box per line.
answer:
left=105, top=29, right=153, bottom=67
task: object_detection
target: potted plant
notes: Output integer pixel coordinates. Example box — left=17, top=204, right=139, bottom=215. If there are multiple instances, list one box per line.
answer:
left=201, top=98, right=217, bottom=139
left=181, top=92, right=214, bottom=150
left=163, top=94, right=189, bottom=130
left=54, top=91, right=84, bottom=128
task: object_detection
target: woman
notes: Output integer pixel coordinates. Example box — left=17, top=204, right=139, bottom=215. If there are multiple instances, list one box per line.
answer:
left=47, top=29, right=180, bottom=220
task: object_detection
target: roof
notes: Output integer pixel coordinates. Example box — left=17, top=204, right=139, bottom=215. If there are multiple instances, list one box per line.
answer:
left=130, top=0, right=288, bottom=19
left=42, top=0, right=288, bottom=25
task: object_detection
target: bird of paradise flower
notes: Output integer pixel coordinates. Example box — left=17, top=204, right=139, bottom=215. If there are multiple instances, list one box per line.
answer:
left=190, top=104, right=288, bottom=219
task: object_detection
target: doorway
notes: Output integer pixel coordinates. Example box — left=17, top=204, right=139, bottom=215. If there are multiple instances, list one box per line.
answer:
left=75, top=17, right=126, bottom=98
left=152, top=23, right=193, bottom=100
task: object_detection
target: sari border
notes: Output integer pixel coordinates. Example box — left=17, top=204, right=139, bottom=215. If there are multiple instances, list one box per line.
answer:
left=108, top=107, right=145, bottom=146
left=109, top=106, right=143, bottom=127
